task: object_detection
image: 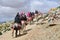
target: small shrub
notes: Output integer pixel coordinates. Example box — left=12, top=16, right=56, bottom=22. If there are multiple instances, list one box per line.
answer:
left=0, top=32, right=2, bottom=35
left=7, top=28, right=11, bottom=31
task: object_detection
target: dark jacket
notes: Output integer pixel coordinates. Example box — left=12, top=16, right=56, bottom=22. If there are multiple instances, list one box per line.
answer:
left=35, top=10, right=38, bottom=14
left=14, top=13, right=21, bottom=24
left=20, top=14, right=27, bottom=21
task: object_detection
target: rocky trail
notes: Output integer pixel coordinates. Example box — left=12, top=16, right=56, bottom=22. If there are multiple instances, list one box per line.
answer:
left=0, top=19, right=60, bottom=40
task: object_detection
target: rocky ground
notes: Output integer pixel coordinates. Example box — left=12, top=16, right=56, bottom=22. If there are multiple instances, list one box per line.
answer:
left=0, top=19, right=60, bottom=40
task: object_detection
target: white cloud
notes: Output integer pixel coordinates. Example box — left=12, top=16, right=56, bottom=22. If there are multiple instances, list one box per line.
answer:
left=42, top=1, right=60, bottom=12
left=0, top=0, right=29, bottom=8
left=0, top=0, right=60, bottom=22
left=0, top=5, right=18, bottom=22
left=47, top=1, right=59, bottom=7
left=32, top=1, right=43, bottom=5
left=30, top=0, right=60, bottom=12
left=0, top=6, right=18, bottom=15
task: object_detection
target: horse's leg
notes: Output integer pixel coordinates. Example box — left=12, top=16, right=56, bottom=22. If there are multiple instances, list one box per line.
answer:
left=22, top=23, right=26, bottom=34
left=24, top=26, right=27, bottom=33
left=22, top=24, right=25, bottom=33
left=19, top=30, right=20, bottom=35
left=12, top=28, right=14, bottom=37
left=15, top=29, right=18, bottom=37
left=52, top=18, right=54, bottom=24
left=32, top=17, right=34, bottom=24
left=20, top=24, right=24, bottom=34
left=30, top=21, right=31, bottom=25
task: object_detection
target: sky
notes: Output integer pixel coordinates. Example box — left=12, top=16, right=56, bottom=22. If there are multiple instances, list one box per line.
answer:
left=0, top=0, right=60, bottom=22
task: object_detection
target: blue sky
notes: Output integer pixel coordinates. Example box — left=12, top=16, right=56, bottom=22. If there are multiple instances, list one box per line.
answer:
left=0, top=0, right=60, bottom=22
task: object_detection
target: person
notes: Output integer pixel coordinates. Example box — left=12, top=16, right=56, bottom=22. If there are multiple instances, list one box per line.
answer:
left=31, top=12, right=35, bottom=21
left=27, top=12, right=33, bottom=24
left=11, top=12, right=21, bottom=37
left=27, top=12, right=32, bottom=18
left=20, top=12, right=27, bottom=34
left=34, top=10, right=39, bottom=22
left=31, top=12, right=35, bottom=18
left=35, top=10, right=38, bottom=14
left=20, top=12, right=27, bottom=22
left=14, top=12, right=21, bottom=24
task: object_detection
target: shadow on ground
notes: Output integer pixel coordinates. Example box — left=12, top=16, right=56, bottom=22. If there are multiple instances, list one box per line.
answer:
left=16, top=29, right=32, bottom=38
left=46, top=24, right=57, bottom=28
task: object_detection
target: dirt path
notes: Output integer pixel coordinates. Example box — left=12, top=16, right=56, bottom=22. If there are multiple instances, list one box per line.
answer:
left=0, top=19, right=60, bottom=40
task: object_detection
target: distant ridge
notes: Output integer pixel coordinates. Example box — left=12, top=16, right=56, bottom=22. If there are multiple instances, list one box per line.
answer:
left=0, top=21, right=6, bottom=24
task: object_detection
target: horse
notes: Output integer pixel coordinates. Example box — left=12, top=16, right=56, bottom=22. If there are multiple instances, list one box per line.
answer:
left=27, top=12, right=34, bottom=24
left=20, top=20, right=27, bottom=34
left=27, top=17, right=33, bottom=24
left=11, top=23, right=21, bottom=37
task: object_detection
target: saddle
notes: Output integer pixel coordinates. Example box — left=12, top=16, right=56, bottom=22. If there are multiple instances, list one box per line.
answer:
left=12, top=23, right=21, bottom=30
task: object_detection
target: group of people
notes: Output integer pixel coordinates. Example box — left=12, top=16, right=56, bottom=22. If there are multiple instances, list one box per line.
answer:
left=11, top=10, right=40, bottom=37
left=11, top=10, right=59, bottom=37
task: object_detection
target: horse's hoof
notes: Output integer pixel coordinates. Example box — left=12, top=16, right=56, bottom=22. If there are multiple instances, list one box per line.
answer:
left=15, top=36, right=17, bottom=38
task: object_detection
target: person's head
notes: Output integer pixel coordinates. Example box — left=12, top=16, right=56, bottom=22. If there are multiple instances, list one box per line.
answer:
left=31, top=12, right=34, bottom=16
left=16, top=12, right=20, bottom=17
left=20, top=12, right=25, bottom=15
left=30, top=12, right=32, bottom=14
left=35, top=10, right=38, bottom=14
